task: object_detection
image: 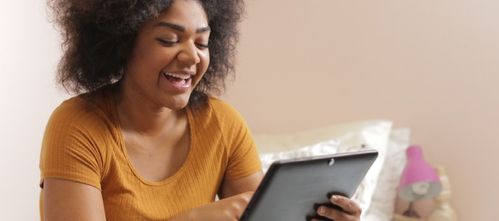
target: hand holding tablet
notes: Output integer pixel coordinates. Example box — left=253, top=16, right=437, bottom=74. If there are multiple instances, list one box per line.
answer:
left=240, top=149, right=378, bottom=221
left=310, top=194, right=363, bottom=221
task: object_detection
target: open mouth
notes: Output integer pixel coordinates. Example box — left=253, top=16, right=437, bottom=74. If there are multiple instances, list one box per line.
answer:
left=162, top=71, right=193, bottom=88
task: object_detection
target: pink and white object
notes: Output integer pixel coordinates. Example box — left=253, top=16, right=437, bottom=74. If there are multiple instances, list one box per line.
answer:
left=398, top=145, right=442, bottom=218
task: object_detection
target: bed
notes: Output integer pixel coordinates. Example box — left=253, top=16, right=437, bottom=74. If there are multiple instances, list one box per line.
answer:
left=254, top=120, right=456, bottom=221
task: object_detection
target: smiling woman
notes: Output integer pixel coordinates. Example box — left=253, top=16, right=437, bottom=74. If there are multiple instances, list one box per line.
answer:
left=40, top=0, right=362, bottom=221
left=122, top=1, right=211, bottom=110
left=40, top=0, right=265, bottom=221
left=49, top=0, right=242, bottom=107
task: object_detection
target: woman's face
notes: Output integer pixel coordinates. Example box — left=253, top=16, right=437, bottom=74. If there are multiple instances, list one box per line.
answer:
left=123, top=0, right=210, bottom=110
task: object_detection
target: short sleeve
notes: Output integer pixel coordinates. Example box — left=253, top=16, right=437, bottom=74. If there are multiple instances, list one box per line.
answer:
left=39, top=99, right=109, bottom=190
left=211, top=99, right=262, bottom=181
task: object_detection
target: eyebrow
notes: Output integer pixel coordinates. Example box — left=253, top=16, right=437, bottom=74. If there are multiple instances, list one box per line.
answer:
left=154, top=22, right=210, bottom=33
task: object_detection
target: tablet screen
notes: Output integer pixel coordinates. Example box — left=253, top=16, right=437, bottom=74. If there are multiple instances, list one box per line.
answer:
left=240, top=149, right=378, bottom=221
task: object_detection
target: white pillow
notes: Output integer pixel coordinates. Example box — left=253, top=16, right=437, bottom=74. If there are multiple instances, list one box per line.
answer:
left=255, top=120, right=392, bottom=154
left=254, top=120, right=392, bottom=218
left=259, top=139, right=341, bottom=172
left=363, top=128, right=410, bottom=221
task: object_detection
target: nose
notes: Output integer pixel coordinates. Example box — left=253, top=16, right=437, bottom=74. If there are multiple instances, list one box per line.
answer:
left=177, top=41, right=201, bottom=66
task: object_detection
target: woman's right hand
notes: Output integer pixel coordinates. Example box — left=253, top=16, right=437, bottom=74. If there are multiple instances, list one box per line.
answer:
left=171, top=191, right=254, bottom=221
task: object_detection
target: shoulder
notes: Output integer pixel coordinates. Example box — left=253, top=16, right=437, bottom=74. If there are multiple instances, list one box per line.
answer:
left=189, top=96, right=246, bottom=128
left=45, top=88, right=118, bottom=146
left=41, top=89, right=117, bottom=185
left=208, top=97, right=241, bottom=117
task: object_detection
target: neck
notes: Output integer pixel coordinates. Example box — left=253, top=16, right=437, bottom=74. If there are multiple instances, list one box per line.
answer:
left=114, top=82, right=182, bottom=137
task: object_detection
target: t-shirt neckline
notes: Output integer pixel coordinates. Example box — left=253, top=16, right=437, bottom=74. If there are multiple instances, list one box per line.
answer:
left=108, top=87, right=196, bottom=186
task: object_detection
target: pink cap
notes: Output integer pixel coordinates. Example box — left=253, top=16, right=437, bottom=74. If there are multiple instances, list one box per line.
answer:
left=399, top=145, right=442, bottom=201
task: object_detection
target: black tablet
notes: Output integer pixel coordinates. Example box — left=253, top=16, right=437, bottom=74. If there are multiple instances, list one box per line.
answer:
left=240, top=149, right=378, bottom=221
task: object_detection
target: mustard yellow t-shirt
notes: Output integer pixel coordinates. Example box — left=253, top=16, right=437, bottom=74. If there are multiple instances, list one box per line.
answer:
left=39, top=87, right=262, bottom=221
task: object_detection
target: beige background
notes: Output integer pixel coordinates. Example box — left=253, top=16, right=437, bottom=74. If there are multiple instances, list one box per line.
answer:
left=225, top=0, right=499, bottom=220
left=1, top=0, right=64, bottom=220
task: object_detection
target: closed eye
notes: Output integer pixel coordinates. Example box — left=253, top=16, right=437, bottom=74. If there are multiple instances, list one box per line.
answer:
left=156, top=38, right=177, bottom=47
left=196, top=43, right=209, bottom=49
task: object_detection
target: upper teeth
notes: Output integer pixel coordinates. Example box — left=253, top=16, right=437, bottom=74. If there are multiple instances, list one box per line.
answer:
left=163, top=72, right=191, bottom=80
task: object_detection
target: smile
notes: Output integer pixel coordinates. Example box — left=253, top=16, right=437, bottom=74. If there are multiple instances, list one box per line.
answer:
left=162, top=71, right=192, bottom=80
left=161, top=71, right=193, bottom=90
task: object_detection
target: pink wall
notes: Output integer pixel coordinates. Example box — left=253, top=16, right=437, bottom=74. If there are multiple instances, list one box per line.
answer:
left=225, top=0, right=499, bottom=220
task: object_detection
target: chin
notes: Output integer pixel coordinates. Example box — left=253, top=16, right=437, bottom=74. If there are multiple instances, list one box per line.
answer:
left=163, top=94, right=191, bottom=111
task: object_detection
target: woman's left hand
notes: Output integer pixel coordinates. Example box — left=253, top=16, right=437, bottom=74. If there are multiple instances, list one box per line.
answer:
left=312, top=195, right=362, bottom=221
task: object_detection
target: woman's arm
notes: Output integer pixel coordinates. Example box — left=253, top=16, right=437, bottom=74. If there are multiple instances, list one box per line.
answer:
left=170, top=191, right=255, bottom=221
left=218, top=171, right=264, bottom=199
left=168, top=172, right=264, bottom=221
left=44, top=173, right=264, bottom=221
left=43, top=178, right=106, bottom=221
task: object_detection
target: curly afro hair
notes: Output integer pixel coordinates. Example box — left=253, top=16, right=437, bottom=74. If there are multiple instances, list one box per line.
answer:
left=48, top=0, right=245, bottom=107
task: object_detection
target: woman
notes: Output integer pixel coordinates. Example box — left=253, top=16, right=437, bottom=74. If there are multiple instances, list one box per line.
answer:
left=40, top=0, right=362, bottom=220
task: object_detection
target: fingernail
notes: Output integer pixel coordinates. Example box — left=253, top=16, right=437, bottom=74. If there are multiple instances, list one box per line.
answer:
left=317, top=206, right=325, bottom=215
left=332, top=195, right=339, bottom=201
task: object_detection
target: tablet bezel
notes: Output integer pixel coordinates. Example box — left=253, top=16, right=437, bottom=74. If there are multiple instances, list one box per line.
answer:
left=240, top=149, right=378, bottom=221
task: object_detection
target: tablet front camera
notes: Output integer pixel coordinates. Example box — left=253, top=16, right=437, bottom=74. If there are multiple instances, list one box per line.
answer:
left=328, top=158, right=335, bottom=166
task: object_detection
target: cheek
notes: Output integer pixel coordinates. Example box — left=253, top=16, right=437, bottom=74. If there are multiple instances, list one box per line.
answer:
left=147, top=47, right=177, bottom=69
left=198, top=51, right=210, bottom=73
left=134, top=39, right=176, bottom=69
left=129, top=46, right=158, bottom=72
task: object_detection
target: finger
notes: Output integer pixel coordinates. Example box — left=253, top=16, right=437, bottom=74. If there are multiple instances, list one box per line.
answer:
left=329, top=195, right=362, bottom=215
left=235, top=192, right=255, bottom=213
left=317, top=206, right=357, bottom=221
left=224, top=191, right=253, bottom=204
left=309, top=217, right=332, bottom=221
left=239, top=191, right=254, bottom=202
left=230, top=193, right=255, bottom=220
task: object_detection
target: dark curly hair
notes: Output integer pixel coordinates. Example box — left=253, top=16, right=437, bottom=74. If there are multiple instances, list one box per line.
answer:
left=48, top=0, right=244, bottom=106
